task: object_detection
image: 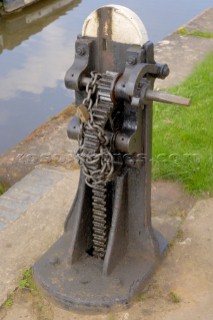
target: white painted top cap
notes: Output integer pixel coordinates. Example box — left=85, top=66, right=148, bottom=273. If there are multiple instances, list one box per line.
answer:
left=82, top=5, right=148, bottom=45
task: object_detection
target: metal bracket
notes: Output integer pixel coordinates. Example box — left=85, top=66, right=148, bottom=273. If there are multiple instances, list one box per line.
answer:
left=65, top=38, right=95, bottom=92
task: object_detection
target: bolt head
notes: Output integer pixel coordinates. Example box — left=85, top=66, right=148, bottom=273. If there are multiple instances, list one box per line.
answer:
left=127, top=57, right=137, bottom=65
left=111, top=278, right=122, bottom=288
left=77, top=47, right=86, bottom=56
left=160, top=64, right=170, bottom=78
left=49, top=256, right=60, bottom=266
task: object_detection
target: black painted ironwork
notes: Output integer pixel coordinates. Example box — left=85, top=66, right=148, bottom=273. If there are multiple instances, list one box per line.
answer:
left=33, top=5, right=190, bottom=312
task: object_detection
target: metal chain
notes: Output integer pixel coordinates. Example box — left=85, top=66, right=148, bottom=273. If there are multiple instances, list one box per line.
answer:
left=76, top=71, right=114, bottom=188
left=76, top=71, right=116, bottom=258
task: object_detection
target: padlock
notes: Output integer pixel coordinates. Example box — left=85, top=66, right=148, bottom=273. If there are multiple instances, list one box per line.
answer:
left=76, top=104, right=90, bottom=122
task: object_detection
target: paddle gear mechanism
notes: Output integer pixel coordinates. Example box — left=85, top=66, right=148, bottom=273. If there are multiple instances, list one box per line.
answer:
left=33, top=5, right=190, bottom=312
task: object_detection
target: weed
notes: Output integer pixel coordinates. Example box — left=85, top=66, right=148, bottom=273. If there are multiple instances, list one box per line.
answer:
left=168, top=226, right=184, bottom=250
left=177, top=27, right=213, bottom=39
left=0, top=183, right=5, bottom=195
left=5, top=299, right=13, bottom=307
left=4, top=291, right=16, bottom=308
left=19, top=268, right=37, bottom=292
left=2, top=269, right=44, bottom=315
left=135, top=293, right=149, bottom=302
left=168, top=241, right=174, bottom=249
left=37, top=302, right=44, bottom=311
left=176, top=228, right=184, bottom=241
left=169, top=291, right=181, bottom=303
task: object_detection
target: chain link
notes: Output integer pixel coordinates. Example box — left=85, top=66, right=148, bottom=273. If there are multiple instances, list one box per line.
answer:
left=76, top=71, right=114, bottom=188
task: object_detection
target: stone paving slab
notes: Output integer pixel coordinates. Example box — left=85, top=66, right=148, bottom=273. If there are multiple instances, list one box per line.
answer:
left=155, top=33, right=213, bottom=89
left=0, top=166, right=80, bottom=306
left=185, top=7, right=213, bottom=33
left=0, top=166, right=74, bottom=231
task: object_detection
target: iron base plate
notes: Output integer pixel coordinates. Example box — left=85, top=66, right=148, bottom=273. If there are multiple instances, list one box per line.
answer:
left=33, top=230, right=167, bottom=313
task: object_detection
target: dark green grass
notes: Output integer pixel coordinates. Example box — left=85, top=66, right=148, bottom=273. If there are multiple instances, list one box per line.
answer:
left=152, top=53, right=213, bottom=195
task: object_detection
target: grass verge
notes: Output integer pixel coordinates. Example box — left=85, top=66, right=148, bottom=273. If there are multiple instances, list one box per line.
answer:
left=152, top=53, right=213, bottom=195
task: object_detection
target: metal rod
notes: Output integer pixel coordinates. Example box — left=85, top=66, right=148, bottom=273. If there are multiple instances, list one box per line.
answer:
left=82, top=77, right=191, bottom=107
left=81, top=77, right=90, bottom=87
left=145, top=89, right=191, bottom=106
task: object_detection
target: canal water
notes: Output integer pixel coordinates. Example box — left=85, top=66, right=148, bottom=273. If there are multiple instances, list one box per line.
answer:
left=0, top=0, right=212, bottom=154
